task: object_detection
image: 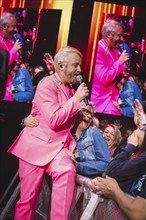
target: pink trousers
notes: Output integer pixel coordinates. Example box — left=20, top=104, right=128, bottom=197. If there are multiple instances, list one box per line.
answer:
left=14, top=148, right=76, bottom=220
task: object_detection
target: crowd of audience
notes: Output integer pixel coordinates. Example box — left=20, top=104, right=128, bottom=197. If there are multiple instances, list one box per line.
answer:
left=0, top=10, right=146, bottom=220
left=92, top=99, right=146, bottom=220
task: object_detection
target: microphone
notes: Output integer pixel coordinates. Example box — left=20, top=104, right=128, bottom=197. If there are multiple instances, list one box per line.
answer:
left=13, top=34, right=20, bottom=44
left=119, top=43, right=124, bottom=53
left=76, top=74, right=83, bottom=84
left=13, top=33, right=17, bottom=41
left=76, top=75, right=89, bottom=105
left=119, top=44, right=130, bottom=68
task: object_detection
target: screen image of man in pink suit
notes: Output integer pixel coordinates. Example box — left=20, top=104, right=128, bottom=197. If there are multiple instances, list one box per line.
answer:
left=90, top=19, right=130, bottom=116
left=0, top=12, right=22, bottom=101
left=8, top=46, right=89, bottom=220
left=0, top=12, right=21, bottom=67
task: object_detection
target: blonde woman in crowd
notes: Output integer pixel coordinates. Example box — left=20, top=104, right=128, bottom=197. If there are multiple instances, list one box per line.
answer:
left=102, top=123, right=122, bottom=158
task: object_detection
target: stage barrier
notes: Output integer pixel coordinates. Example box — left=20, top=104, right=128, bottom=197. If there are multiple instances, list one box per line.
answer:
left=70, top=175, right=128, bottom=220
left=0, top=174, right=128, bottom=220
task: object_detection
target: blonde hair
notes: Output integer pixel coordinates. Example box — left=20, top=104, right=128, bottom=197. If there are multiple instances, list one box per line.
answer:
left=103, top=123, right=122, bottom=146
left=113, top=124, right=122, bottom=145
left=54, top=46, right=82, bottom=72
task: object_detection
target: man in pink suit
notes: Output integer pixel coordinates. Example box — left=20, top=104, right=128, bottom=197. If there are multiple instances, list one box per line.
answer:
left=90, top=19, right=130, bottom=115
left=8, top=46, right=89, bottom=220
left=0, top=12, right=22, bottom=100
left=0, top=12, right=21, bottom=66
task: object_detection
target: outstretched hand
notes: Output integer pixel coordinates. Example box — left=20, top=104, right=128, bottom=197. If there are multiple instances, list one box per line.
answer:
left=92, top=176, right=119, bottom=197
left=132, top=99, right=145, bottom=128
left=43, top=53, right=55, bottom=73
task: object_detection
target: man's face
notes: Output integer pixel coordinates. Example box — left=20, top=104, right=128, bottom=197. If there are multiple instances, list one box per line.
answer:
left=79, top=105, right=94, bottom=130
left=60, top=53, right=82, bottom=85
left=109, top=25, right=124, bottom=49
left=5, top=17, right=17, bottom=39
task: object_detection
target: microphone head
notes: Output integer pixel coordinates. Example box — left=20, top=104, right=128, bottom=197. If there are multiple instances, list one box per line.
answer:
left=76, top=75, right=83, bottom=84
left=13, top=33, right=17, bottom=40
left=119, top=43, right=124, bottom=51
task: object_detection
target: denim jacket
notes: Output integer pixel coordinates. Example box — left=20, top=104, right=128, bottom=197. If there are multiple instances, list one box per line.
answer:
left=120, top=81, right=142, bottom=118
left=12, top=68, right=34, bottom=102
left=74, top=127, right=111, bottom=176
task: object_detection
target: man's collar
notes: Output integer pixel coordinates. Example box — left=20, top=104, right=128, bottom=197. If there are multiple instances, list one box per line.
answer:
left=54, top=72, right=62, bottom=85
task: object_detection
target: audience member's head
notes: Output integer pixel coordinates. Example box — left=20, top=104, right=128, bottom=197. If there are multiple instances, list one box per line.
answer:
left=128, top=74, right=135, bottom=82
left=102, top=123, right=122, bottom=157
left=81, top=103, right=95, bottom=127
left=72, top=103, right=94, bottom=134
left=33, top=65, right=44, bottom=77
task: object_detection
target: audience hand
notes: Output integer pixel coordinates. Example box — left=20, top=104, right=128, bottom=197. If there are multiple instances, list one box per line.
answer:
left=67, top=150, right=77, bottom=163
left=24, top=115, right=39, bottom=127
left=7, top=87, right=13, bottom=97
left=112, top=101, right=121, bottom=112
left=43, top=53, right=54, bottom=73
left=92, top=176, right=119, bottom=197
left=113, top=120, right=121, bottom=128
left=132, top=99, right=145, bottom=129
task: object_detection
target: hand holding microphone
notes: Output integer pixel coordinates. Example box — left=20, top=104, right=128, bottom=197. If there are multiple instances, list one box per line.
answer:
left=75, top=75, right=89, bottom=104
left=119, top=44, right=130, bottom=67
left=12, top=35, right=22, bottom=53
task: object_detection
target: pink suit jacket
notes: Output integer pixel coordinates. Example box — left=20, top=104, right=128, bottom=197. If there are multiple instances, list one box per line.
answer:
left=90, top=39, right=126, bottom=115
left=8, top=73, right=83, bottom=166
left=0, top=32, right=19, bottom=66
left=0, top=32, right=19, bottom=101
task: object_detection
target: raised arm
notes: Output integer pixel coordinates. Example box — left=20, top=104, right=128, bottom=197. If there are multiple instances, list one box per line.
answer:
left=133, top=99, right=145, bottom=128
